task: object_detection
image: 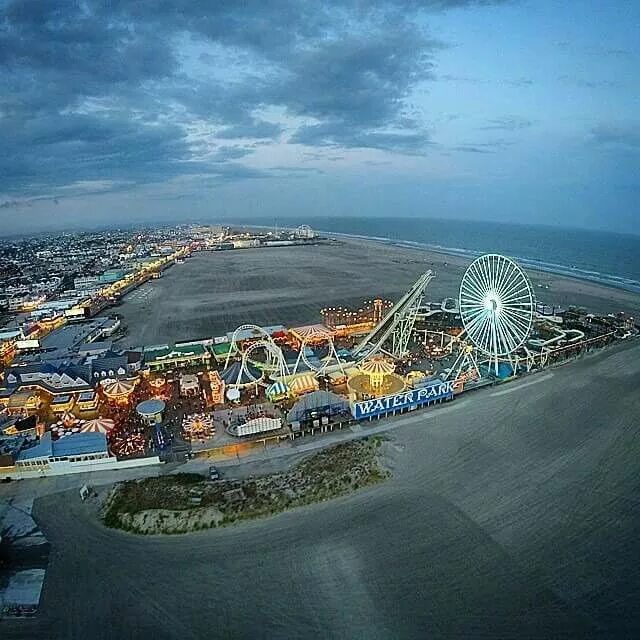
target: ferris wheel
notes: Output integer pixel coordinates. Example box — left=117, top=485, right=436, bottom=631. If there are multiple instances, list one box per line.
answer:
left=459, top=254, right=534, bottom=374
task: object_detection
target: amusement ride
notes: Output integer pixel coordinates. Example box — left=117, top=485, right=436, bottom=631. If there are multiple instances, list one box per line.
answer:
left=448, top=254, right=535, bottom=379
left=219, top=254, right=564, bottom=393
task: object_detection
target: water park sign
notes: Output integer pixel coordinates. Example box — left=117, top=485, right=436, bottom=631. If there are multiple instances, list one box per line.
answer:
left=352, top=380, right=455, bottom=420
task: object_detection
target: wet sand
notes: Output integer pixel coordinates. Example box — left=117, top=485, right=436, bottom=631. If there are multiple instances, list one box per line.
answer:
left=4, top=340, right=639, bottom=639
left=107, top=239, right=640, bottom=348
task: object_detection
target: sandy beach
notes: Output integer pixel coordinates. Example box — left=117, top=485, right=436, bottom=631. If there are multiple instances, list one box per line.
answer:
left=2, top=339, right=638, bottom=639
left=107, top=238, right=640, bottom=348
left=3, top=237, right=638, bottom=639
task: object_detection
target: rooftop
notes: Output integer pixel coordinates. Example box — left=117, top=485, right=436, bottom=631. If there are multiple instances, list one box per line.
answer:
left=143, top=343, right=208, bottom=359
left=54, top=432, right=107, bottom=457
left=136, top=398, right=166, bottom=415
left=17, top=431, right=108, bottom=461
left=39, top=319, right=110, bottom=351
left=51, top=394, right=72, bottom=404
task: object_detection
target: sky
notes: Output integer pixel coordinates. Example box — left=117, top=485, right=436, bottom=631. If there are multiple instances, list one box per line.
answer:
left=1, top=0, right=639, bottom=236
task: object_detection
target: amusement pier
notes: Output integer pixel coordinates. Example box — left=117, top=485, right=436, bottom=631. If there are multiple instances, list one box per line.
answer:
left=1, top=246, right=635, bottom=478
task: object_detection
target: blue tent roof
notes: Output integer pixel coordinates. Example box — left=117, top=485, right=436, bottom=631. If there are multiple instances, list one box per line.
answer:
left=53, top=432, right=108, bottom=457
left=136, top=398, right=166, bottom=415
left=17, top=431, right=109, bottom=460
left=221, top=361, right=262, bottom=385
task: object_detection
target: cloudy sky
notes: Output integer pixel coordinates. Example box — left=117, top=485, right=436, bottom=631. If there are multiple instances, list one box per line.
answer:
left=1, top=0, right=638, bottom=235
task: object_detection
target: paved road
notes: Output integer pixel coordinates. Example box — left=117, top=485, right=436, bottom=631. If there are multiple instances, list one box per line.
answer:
left=2, top=340, right=640, bottom=639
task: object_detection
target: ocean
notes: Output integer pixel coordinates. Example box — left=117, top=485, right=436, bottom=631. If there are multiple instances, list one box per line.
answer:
left=241, top=216, right=640, bottom=294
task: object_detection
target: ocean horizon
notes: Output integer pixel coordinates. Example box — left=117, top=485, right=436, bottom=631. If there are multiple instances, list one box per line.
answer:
left=232, top=216, right=640, bottom=295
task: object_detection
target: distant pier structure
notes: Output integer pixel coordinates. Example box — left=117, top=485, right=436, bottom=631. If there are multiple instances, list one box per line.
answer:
left=295, top=224, right=315, bottom=239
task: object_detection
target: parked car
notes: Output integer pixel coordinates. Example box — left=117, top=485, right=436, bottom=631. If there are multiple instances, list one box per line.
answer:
left=208, top=466, right=220, bottom=481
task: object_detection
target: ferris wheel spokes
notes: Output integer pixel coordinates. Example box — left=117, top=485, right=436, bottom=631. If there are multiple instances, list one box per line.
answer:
left=458, top=254, right=535, bottom=376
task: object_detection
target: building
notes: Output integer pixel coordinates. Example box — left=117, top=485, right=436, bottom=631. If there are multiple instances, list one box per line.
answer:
left=15, top=431, right=112, bottom=473
left=321, top=299, right=393, bottom=335
left=76, top=390, right=100, bottom=412
left=3, top=362, right=93, bottom=397
left=39, top=318, right=112, bottom=351
left=179, top=373, right=200, bottom=397
left=0, top=328, right=23, bottom=364
left=0, top=414, right=39, bottom=438
left=143, top=343, right=211, bottom=371
left=74, top=275, right=100, bottom=289
left=5, top=390, right=42, bottom=415
left=99, top=269, right=128, bottom=283
left=50, top=394, right=76, bottom=415
left=89, top=349, right=142, bottom=380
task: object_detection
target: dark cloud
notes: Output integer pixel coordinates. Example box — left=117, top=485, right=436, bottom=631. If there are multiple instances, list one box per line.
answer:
left=451, top=139, right=514, bottom=153
left=451, top=145, right=495, bottom=154
left=590, top=123, right=640, bottom=149
left=479, top=116, right=534, bottom=131
left=439, top=74, right=533, bottom=88
left=501, top=77, right=534, bottom=87
left=0, top=111, right=205, bottom=191
left=292, top=122, right=430, bottom=153
left=0, top=0, right=507, bottom=197
left=558, top=75, right=621, bottom=89
left=209, top=146, right=254, bottom=162
left=270, top=26, right=436, bottom=124
left=215, top=121, right=283, bottom=140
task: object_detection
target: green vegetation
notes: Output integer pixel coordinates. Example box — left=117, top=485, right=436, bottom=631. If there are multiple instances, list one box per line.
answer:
left=102, top=437, right=390, bottom=534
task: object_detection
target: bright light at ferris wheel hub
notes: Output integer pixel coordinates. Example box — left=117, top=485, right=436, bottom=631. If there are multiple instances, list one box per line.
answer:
left=483, top=292, right=502, bottom=315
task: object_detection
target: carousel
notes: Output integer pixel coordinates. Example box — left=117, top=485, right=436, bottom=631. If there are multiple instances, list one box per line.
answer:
left=102, top=379, right=137, bottom=405
left=49, top=411, right=82, bottom=438
left=80, top=417, right=116, bottom=434
left=347, top=355, right=405, bottom=399
left=49, top=414, right=117, bottom=438
left=182, top=413, right=215, bottom=441
left=110, top=431, right=146, bottom=458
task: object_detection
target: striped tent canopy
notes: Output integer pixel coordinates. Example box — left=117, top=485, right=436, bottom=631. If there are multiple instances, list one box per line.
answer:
left=291, top=324, right=333, bottom=341
left=359, top=356, right=395, bottom=376
left=266, top=381, right=289, bottom=399
left=80, top=418, right=116, bottom=434
left=288, top=373, right=319, bottom=395
left=103, top=379, right=136, bottom=398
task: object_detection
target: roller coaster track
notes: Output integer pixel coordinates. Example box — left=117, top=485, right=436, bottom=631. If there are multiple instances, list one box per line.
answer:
left=352, top=271, right=435, bottom=360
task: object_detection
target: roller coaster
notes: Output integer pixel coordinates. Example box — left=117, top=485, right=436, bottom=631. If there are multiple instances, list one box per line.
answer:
left=223, top=271, right=436, bottom=385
